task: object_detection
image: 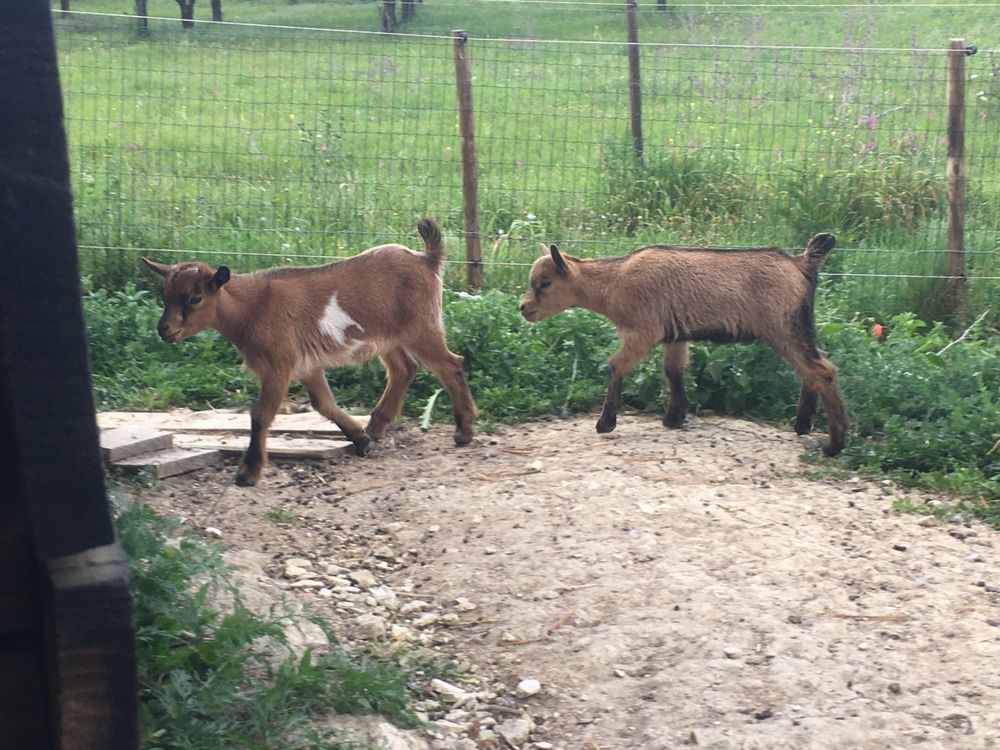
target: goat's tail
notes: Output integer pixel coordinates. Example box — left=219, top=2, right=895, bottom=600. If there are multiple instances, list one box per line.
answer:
left=802, top=232, right=836, bottom=274
left=418, top=218, right=444, bottom=272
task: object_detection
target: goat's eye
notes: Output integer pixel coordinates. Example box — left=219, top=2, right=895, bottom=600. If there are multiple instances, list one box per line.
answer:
left=187, top=295, right=203, bottom=306
left=539, top=279, right=551, bottom=290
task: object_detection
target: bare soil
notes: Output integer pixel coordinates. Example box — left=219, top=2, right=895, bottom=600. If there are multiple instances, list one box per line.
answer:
left=140, top=412, right=1000, bottom=750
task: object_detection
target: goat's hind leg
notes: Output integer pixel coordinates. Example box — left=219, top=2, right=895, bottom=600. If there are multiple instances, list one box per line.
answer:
left=407, top=336, right=478, bottom=446
left=776, top=343, right=848, bottom=456
left=300, top=369, right=373, bottom=456
left=662, top=342, right=690, bottom=428
left=366, top=347, right=418, bottom=440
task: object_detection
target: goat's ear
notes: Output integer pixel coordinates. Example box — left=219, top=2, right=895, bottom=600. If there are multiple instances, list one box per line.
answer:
left=539, top=243, right=550, bottom=256
left=141, top=257, right=170, bottom=278
left=211, top=266, right=231, bottom=290
left=549, top=244, right=569, bottom=276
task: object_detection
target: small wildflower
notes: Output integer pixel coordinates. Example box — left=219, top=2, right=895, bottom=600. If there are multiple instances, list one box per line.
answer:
left=872, top=323, right=884, bottom=338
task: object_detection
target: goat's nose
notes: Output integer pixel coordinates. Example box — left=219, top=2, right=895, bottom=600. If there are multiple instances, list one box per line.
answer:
left=519, top=302, right=526, bottom=313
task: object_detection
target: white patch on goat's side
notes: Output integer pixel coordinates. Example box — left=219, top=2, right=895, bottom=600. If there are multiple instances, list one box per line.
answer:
left=318, top=293, right=364, bottom=346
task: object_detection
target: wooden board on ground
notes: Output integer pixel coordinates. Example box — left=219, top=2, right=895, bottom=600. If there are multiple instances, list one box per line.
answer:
left=173, top=433, right=353, bottom=459
left=113, top=447, right=221, bottom=479
left=99, top=426, right=174, bottom=463
left=97, top=409, right=369, bottom=436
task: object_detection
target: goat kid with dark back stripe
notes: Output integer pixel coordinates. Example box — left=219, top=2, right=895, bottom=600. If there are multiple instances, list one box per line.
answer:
left=519, top=233, right=848, bottom=456
left=143, top=219, right=477, bottom=486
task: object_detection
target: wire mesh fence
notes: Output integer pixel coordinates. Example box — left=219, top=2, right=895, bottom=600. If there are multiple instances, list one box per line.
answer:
left=56, top=10, right=999, bottom=319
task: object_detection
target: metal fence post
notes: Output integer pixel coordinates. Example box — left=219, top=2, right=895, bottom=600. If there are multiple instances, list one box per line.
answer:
left=452, top=29, right=484, bottom=290
left=946, top=37, right=973, bottom=318
left=625, top=1, right=644, bottom=159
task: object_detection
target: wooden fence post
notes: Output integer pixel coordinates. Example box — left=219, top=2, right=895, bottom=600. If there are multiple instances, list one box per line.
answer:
left=452, top=30, right=484, bottom=290
left=946, top=38, right=973, bottom=318
left=625, top=1, right=644, bottom=159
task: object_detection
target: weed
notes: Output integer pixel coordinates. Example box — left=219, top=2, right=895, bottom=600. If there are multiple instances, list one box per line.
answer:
left=115, top=498, right=426, bottom=749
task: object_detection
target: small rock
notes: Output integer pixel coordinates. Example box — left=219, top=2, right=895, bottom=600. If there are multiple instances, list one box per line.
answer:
left=430, top=678, right=470, bottom=703
left=413, top=613, right=440, bottom=628
left=370, top=585, right=399, bottom=610
left=723, top=646, right=741, bottom=659
left=390, top=624, right=416, bottom=641
left=373, top=545, right=396, bottom=560
left=439, top=613, right=461, bottom=626
left=349, top=569, right=378, bottom=589
left=401, top=599, right=431, bottom=614
left=283, top=564, right=310, bottom=579
left=516, top=678, right=542, bottom=697
left=286, top=557, right=313, bottom=569
left=754, top=708, right=773, bottom=721
left=204, top=526, right=222, bottom=538
left=355, top=614, right=387, bottom=640
left=289, top=578, right=324, bottom=589
left=497, top=717, right=535, bottom=747
left=892, top=543, right=908, bottom=552
left=454, top=597, right=477, bottom=612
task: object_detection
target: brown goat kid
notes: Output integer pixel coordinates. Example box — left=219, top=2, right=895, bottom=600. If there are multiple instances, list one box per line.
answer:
left=143, top=219, right=477, bottom=486
left=519, top=234, right=848, bottom=456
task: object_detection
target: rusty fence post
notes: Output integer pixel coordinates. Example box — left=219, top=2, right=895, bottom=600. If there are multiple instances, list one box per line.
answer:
left=452, top=29, right=483, bottom=290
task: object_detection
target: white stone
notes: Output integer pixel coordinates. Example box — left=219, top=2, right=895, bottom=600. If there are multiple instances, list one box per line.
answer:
left=286, top=557, right=313, bottom=569
left=516, top=678, right=542, bottom=697
left=349, top=569, right=378, bottom=589
left=497, top=716, right=535, bottom=747
left=283, top=564, right=310, bottom=579
left=401, top=599, right=431, bottom=614
left=430, top=678, right=470, bottom=703
left=454, top=597, right=477, bottom=612
left=355, top=614, right=387, bottom=640
left=370, top=585, right=400, bottom=610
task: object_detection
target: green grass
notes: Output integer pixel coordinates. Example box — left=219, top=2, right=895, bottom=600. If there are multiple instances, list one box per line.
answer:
left=115, top=496, right=432, bottom=750
left=53, top=2, right=1000, bottom=319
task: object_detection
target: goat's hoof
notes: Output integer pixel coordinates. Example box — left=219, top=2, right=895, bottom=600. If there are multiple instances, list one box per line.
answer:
left=595, top=418, right=617, bottom=434
left=365, top=417, right=387, bottom=441
left=453, top=431, right=474, bottom=447
left=663, top=411, right=686, bottom=429
left=822, top=439, right=844, bottom=457
left=794, top=417, right=813, bottom=436
left=353, top=434, right=373, bottom=457
left=234, top=466, right=260, bottom=487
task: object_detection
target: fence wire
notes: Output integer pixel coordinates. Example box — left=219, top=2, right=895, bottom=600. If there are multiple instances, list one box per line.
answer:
left=56, top=12, right=999, bottom=319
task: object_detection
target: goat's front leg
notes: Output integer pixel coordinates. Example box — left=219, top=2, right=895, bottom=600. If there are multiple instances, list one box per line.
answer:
left=236, top=372, right=291, bottom=487
left=597, top=332, right=659, bottom=434
left=299, top=370, right=372, bottom=456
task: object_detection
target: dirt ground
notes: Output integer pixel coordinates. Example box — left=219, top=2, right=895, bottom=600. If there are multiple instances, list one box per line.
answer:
left=140, top=412, right=1000, bottom=750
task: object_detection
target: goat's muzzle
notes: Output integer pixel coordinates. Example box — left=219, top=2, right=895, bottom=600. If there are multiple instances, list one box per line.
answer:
left=157, top=320, right=182, bottom=343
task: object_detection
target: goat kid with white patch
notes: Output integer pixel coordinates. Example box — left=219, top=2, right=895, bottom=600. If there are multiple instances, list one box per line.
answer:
left=143, top=219, right=477, bottom=486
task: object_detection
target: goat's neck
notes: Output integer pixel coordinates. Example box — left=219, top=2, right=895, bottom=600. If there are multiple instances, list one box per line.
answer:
left=570, top=260, right=616, bottom=317
left=212, top=274, right=260, bottom=350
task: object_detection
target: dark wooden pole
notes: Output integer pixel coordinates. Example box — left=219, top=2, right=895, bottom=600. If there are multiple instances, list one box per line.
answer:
left=946, top=38, right=970, bottom=318
left=0, top=1, right=138, bottom=747
left=135, top=0, right=148, bottom=34
left=625, top=1, right=644, bottom=158
left=452, top=30, right=484, bottom=290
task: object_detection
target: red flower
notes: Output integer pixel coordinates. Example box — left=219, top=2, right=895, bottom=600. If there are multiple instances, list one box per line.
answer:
left=872, top=323, right=884, bottom=338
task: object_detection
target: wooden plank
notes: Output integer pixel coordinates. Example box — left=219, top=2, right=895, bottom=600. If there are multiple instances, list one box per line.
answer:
left=173, top=433, right=353, bottom=459
left=99, top=427, right=173, bottom=463
left=113, top=448, right=221, bottom=479
left=96, top=409, right=368, bottom=436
